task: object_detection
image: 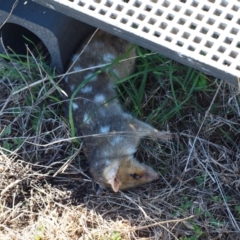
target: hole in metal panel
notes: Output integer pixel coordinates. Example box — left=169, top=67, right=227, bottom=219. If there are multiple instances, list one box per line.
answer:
left=99, top=9, right=106, bottom=15
left=176, top=41, right=184, bottom=47
left=188, top=45, right=195, bottom=51
left=131, top=22, right=139, bottom=29
left=229, top=51, right=238, bottom=59
left=182, top=32, right=190, bottom=39
left=142, top=26, right=150, bottom=33
left=230, top=28, right=239, bottom=35
left=237, top=19, right=240, bottom=25
left=225, top=13, right=233, bottom=21
left=212, top=55, right=219, bottom=61
left=212, top=32, right=220, bottom=39
left=137, top=14, right=146, bottom=21
left=155, top=9, right=163, bottom=16
left=205, top=41, right=213, bottom=48
left=89, top=5, right=96, bottom=11
left=167, top=14, right=174, bottom=21
left=218, top=46, right=226, bottom=53
left=150, top=0, right=158, bottom=3
left=162, top=0, right=170, bottom=7
left=154, top=31, right=161, bottom=37
left=159, top=22, right=167, bottom=29
left=148, top=18, right=156, bottom=25
left=220, top=0, right=228, bottom=7
left=218, top=23, right=227, bottom=30
left=207, top=18, right=215, bottom=25
left=165, top=36, right=172, bottom=42
left=127, top=9, right=134, bottom=16
left=133, top=0, right=142, bottom=8
left=208, top=0, right=215, bottom=3
left=232, top=5, right=239, bottom=12
left=184, top=9, right=193, bottom=16
left=110, top=13, right=117, bottom=19
left=236, top=66, right=240, bottom=71
left=116, top=5, right=124, bottom=11
left=200, top=27, right=209, bottom=34
left=180, top=0, right=186, bottom=3
left=171, top=27, right=179, bottom=34
left=189, top=23, right=197, bottom=30
left=199, top=50, right=207, bottom=56
left=144, top=5, right=152, bottom=12
left=196, top=14, right=204, bottom=21
left=213, top=9, right=222, bottom=16
left=194, top=36, right=202, bottom=43
left=202, top=5, right=210, bottom=12
left=224, top=37, right=233, bottom=45
left=79, top=1, right=85, bottom=6
left=237, top=42, right=240, bottom=49
left=105, top=0, right=113, bottom=7
left=191, top=1, right=199, bottom=7
left=178, top=18, right=186, bottom=25
left=173, top=5, right=181, bottom=12
left=120, top=18, right=128, bottom=24
left=223, top=60, right=231, bottom=66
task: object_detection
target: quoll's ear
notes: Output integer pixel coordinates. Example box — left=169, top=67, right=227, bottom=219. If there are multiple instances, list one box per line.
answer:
left=107, top=177, right=121, bottom=192
left=105, top=163, right=121, bottom=192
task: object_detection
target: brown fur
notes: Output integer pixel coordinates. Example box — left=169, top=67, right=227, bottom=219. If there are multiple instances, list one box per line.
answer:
left=103, top=158, right=159, bottom=192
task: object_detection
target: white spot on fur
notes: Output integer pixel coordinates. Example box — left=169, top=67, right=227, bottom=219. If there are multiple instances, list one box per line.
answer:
left=94, top=94, right=105, bottom=103
left=72, top=54, right=79, bottom=62
left=73, top=66, right=82, bottom=72
left=72, top=102, right=79, bottom=111
left=64, top=76, right=69, bottom=83
left=103, top=53, right=115, bottom=63
left=84, top=72, right=97, bottom=81
left=111, top=136, right=122, bottom=146
left=125, top=146, right=136, bottom=155
left=100, top=126, right=110, bottom=133
left=81, top=85, right=92, bottom=93
left=105, top=159, right=110, bottom=165
left=83, top=113, right=90, bottom=124
left=70, top=84, right=75, bottom=91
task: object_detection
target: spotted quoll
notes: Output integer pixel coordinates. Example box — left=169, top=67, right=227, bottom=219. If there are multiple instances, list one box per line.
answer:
left=63, top=29, right=171, bottom=192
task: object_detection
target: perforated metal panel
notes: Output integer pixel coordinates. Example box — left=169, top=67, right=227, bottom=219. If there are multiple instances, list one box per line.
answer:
left=33, top=0, right=240, bottom=86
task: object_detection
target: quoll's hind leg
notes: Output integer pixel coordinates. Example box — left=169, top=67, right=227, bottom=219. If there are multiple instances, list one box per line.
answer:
left=131, top=119, right=172, bottom=141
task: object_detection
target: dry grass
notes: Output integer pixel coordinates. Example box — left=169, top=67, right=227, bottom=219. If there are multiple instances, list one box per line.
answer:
left=0, top=43, right=240, bottom=240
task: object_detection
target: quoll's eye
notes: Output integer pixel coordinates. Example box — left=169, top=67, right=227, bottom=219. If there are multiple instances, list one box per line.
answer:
left=130, top=173, right=141, bottom=179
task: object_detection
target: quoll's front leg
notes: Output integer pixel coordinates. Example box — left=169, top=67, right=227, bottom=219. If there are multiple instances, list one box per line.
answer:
left=131, top=119, right=172, bottom=141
